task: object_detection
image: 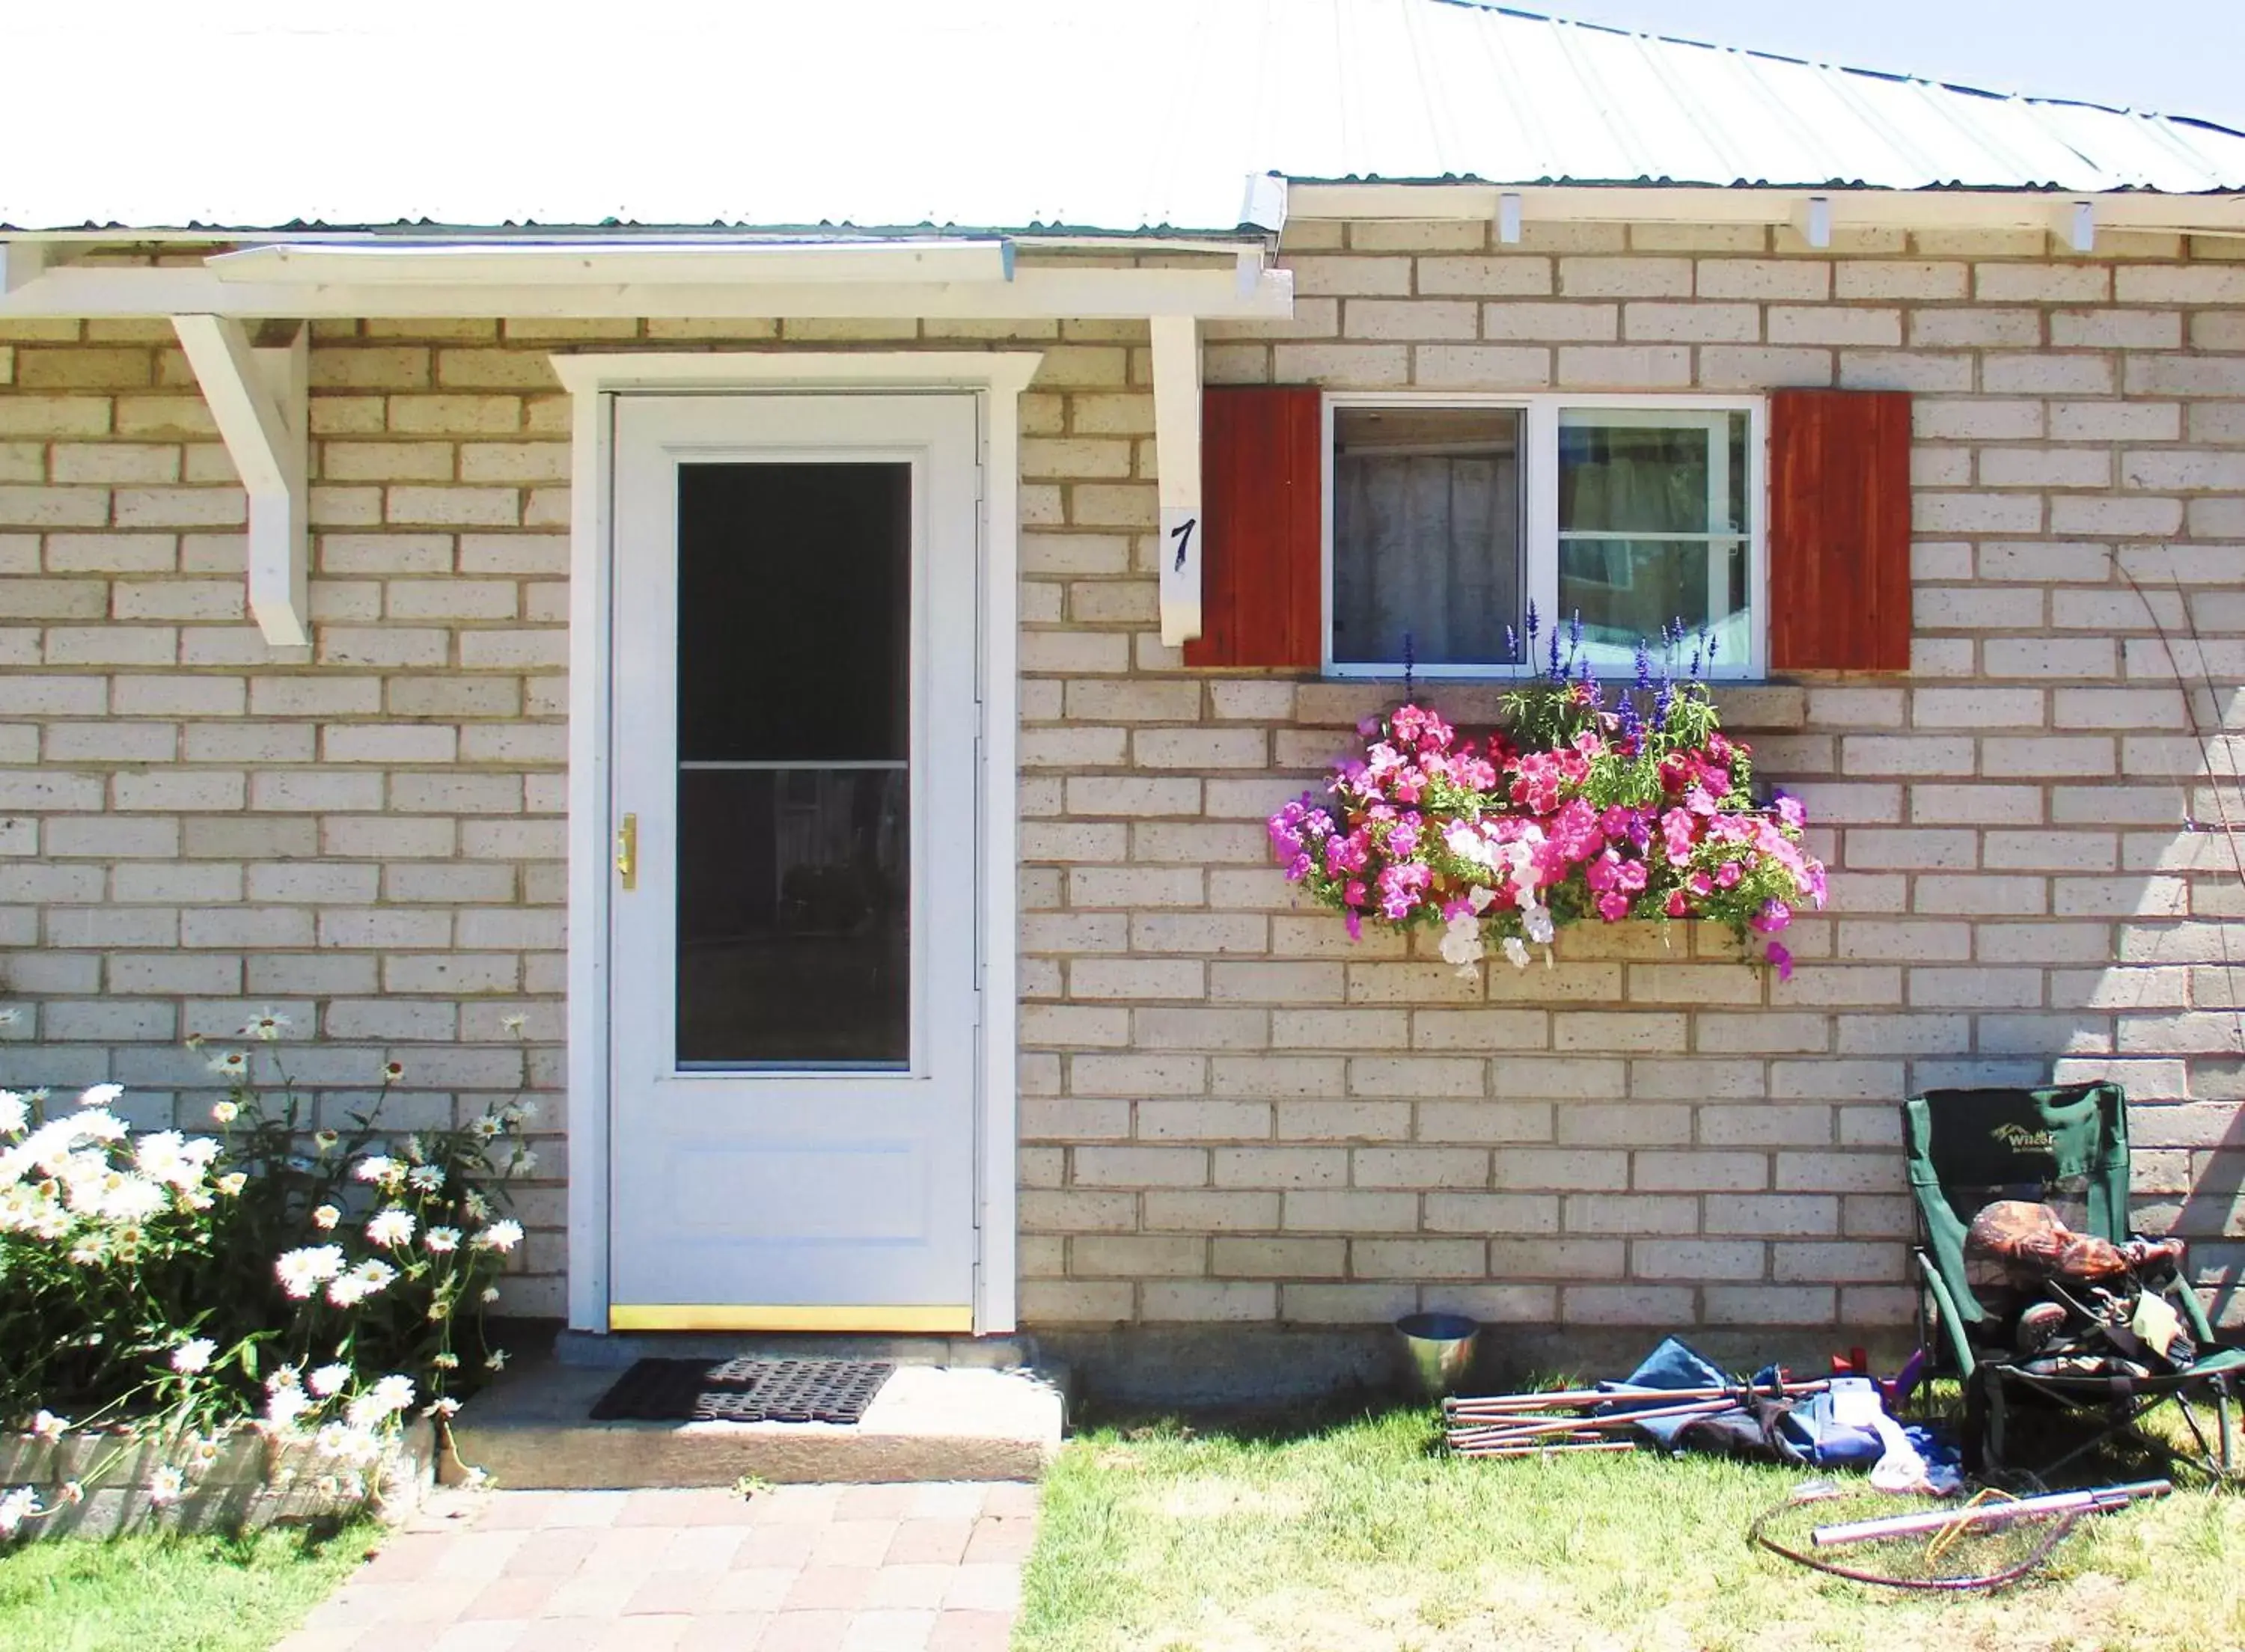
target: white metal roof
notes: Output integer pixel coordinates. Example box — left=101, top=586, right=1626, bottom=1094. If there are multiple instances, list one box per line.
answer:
left=4, top=0, right=2242, bottom=236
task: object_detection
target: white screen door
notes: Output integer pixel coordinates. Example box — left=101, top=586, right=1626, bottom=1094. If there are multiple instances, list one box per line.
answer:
left=607, top=394, right=981, bottom=1331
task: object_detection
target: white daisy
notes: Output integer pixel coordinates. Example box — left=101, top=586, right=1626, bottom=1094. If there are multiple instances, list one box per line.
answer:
left=76, top=1082, right=124, bottom=1110
left=472, top=1220, right=524, bottom=1253
left=307, top=1363, right=353, bottom=1398
left=327, top=1258, right=396, bottom=1306
left=311, top=1204, right=340, bottom=1231
left=0, top=1487, right=39, bottom=1536
left=170, top=1338, right=216, bottom=1374
left=275, top=1245, right=346, bottom=1299
left=265, top=1386, right=311, bottom=1431
left=422, top=1226, right=461, bottom=1254
left=147, top=1465, right=184, bottom=1506
left=364, top=1208, right=415, bottom=1248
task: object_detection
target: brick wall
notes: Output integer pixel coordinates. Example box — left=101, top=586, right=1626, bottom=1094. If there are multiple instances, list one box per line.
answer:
left=1, top=220, right=2242, bottom=1334
left=1018, top=220, right=2245, bottom=1336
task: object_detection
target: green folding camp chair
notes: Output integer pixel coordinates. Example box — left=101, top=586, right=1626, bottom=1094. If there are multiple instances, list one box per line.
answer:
left=1904, top=1082, right=2241, bottom=1481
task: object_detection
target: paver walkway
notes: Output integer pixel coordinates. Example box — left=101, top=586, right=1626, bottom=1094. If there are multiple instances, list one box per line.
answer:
left=275, top=1481, right=1035, bottom=1652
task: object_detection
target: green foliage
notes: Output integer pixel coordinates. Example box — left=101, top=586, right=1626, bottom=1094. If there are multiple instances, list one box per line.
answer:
left=0, top=1022, right=531, bottom=1535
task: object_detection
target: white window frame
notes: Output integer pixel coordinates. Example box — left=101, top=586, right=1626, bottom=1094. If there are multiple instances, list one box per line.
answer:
left=1320, top=391, right=1768, bottom=682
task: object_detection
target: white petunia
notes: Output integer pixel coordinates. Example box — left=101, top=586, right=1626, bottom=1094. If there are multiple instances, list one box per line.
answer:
left=308, top=1363, right=352, bottom=1398
left=275, top=1245, right=346, bottom=1299
left=472, top=1220, right=523, bottom=1253
left=1501, top=935, right=1531, bottom=970
left=1438, top=910, right=1485, bottom=979
left=422, top=1226, right=460, bottom=1254
left=364, top=1208, right=415, bottom=1248
left=31, top=1410, right=67, bottom=1442
left=76, top=1083, right=124, bottom=1110
left=170, top=1338, right=216, bottom=1375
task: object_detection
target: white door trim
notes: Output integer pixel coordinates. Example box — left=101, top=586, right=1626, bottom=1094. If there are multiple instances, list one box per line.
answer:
left=552, top=350, right=1041, bottom=1337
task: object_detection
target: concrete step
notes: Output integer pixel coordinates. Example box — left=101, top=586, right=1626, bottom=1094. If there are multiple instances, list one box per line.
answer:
left=451, top=1351, right=1067, bottom=1489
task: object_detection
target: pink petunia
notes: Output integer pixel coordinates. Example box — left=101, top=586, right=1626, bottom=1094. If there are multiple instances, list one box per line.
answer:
left=1751, top=899, right=1792, bottom=934
left=1595, top=890, right=1631, bottom=922
left=1665, top=889, right=1690, bottom=917
left=1765, top=940, right=1793, bottom=981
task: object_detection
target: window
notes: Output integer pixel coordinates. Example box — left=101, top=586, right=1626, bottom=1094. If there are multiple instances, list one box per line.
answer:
left=1325, top=395, right=1763, bottom=679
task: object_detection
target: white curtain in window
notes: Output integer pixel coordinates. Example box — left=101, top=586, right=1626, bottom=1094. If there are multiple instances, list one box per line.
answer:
left=1332, top=451, right=1520, bottom=666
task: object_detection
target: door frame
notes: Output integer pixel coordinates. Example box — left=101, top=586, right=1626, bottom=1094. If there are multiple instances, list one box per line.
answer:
left=550, top=350, right=1042, bottom=1337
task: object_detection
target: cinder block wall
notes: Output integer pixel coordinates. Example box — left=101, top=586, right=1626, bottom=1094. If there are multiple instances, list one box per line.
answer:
left=1, top=220, right=2241, bottom=1339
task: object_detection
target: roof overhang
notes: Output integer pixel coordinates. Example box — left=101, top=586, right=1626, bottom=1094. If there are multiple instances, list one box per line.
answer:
left=1287, top=183, right=2245, bottom=242
left=0, top=238, right=1293, bottom=320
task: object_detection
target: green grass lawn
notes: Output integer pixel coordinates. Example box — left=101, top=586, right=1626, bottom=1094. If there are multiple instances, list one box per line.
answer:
left=1018, top=1405, right=2245, bottom=1652
left=0, top=1521, right=374, bottom=1652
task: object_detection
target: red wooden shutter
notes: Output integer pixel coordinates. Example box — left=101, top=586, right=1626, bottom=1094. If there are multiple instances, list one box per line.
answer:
left=1183, top=385, right=1323, bottom=669
left=1768, top=388, right=1913, bottom=673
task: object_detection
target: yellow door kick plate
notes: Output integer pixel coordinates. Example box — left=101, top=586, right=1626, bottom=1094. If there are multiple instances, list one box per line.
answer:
left=607, top=1304, right=974, bottom=1334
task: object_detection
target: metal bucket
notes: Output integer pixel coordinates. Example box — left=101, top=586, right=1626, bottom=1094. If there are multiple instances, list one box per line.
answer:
left=1396, top=1311, right=1480, bottom=1398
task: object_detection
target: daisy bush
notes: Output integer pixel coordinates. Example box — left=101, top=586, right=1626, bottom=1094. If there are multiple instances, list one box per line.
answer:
left=1269, top=617, right=1827, bottom=978
left=0, top=1014, right=532, bottom=1538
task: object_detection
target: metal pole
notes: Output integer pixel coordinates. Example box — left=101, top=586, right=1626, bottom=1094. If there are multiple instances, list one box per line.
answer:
left=1810, top=1481, right=2171, bottom=1548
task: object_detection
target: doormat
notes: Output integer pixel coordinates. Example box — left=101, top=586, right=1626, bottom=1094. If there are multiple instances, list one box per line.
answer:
left=588, top=1356, right=895, bottom=1425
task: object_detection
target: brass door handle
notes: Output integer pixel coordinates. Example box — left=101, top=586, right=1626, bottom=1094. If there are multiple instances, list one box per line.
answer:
left=615, top=813, right=637, bottom=890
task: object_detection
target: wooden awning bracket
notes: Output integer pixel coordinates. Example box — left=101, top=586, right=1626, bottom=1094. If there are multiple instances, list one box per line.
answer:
left=171, top=316, right=311, bottom=649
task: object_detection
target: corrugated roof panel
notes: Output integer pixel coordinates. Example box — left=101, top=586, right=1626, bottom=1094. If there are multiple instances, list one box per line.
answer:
left=1, top=0, right=2240, bottom=234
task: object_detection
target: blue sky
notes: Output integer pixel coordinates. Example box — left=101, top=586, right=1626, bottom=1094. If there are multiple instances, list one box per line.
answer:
left=1521, top=1, right=2245, bottom=130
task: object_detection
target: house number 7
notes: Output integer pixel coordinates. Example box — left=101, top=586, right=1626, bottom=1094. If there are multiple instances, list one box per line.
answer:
left=1170, top=516, right=1197, bottom=572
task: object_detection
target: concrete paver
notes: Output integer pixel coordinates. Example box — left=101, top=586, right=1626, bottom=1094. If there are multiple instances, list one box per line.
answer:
left=275, top=1481, right=1033, bottom=1652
